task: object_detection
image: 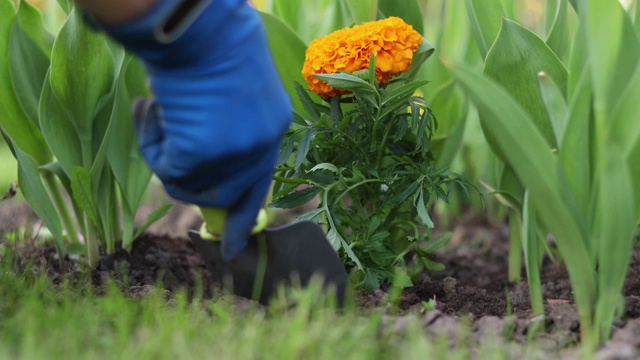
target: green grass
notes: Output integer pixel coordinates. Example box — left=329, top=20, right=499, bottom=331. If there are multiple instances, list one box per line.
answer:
left=0, top=253, right=527, bottom=360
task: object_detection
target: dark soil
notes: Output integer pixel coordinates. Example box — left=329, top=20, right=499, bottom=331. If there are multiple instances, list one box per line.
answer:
left=2, top=197, right=640, bottom=358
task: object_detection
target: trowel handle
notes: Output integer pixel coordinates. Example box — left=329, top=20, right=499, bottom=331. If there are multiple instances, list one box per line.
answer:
left=198, top=205, right=269, bottom=241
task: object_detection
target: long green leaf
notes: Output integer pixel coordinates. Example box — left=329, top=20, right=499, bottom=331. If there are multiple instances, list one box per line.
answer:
left=593, top=144, right=636, bottom=340
left=109, top=56, right=152, bottom=214
left=71, top=166, right=98, bottom=226
left=464, top=0, right=506, bottom=59
left=377, top=0, right=423, bottom=35
left=342, top=0, right=377, bottom=24
left=561, top=34, right=593, bottom=223
left=15, top=147, right=64, bottom=249
left=583, top=0, right=640, bottom=112
left=133, top=204, right=175, bottom=239
left=545, top=0, right=571, bottom=59
left=429, top=80, right=468, bottom=168
left=314, top=73, right=376, bottom=94
left=49, top=8, right=114, bottom=166
left=261, top=12, right=310, bottom=119
left=522, top=191, right=544, bottom=316
left=0, top=0, right=51, bottom=165
left=484, top=18, right=567, bottom=148
left=448, top=63, right=596, bottom=324
left=39, top=70, right=82, bottom=176
left=538, top=72, right=569, bottom=147
left=9, top=0, right=53, bottom=126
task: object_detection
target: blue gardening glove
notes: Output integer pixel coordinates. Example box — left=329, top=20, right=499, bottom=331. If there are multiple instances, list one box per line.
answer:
left=96, top=0, right=292, bottom=260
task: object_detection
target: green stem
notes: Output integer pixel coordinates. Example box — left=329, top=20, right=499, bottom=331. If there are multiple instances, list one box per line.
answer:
left=121, top=202, right=135, bottom=250
left=84, top=214, right=100, bottom=268
left=376, top=119, right=395, bottom=171
left=507, top=211, right=522, bottom=283
left=331, top=179, right=385, bottom=208
left=42, top=172, right=81, bottom=245
left=106, top=182, right=120, bottom=254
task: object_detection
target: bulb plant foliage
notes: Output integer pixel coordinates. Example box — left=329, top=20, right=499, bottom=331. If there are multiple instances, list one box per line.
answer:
left=272, top=17, right=470, bottom=290
left=451, top=0, right=640, bottom=351
left=0, top=1, right=171, bottom=268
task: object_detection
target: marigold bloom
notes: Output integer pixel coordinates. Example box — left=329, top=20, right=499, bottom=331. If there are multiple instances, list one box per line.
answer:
left=302, top=17, right=423, bottom=98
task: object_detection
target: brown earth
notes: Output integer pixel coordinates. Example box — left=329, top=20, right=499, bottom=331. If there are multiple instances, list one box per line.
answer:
left=1, top=197, right=639, bottom=359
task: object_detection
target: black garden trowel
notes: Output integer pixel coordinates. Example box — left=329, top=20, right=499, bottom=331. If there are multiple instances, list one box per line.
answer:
left=188, top=208, right=349, bottom=306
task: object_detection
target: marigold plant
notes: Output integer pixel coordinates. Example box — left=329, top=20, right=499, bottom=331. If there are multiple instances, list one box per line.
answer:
left=301, top=16, right=423, bottom=98
left=275, top=17, right=469, bottom=290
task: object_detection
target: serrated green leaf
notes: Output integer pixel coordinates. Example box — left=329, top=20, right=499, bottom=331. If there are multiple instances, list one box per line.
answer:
left=379, top=80, right=430, bottom=118
left=421, top=257, right=445, bottom=272
left=423, top=232, right=452, bottom=253
left=271, top=186, right=321, bottom=209
left=294, top=81, right=322, bottom=121
left=391, top=268, right=413, bottom=288
left=415, top=188, right=434, bottom=229
left=314, top=72, right=377, bottom=94
left=369, top=230, right=390, bottom=243
left=277, top=134, right=295, bottom=166
left=296, top=208, right=325, bottom=222
left=133, top=204, right=174, bottom=239
left=388, top=180, right=418, bottom=208
left=294, top=129, right=313, bottom=169
left=328, top=227, right=362, bottom=270
left=308, top=163, right=339, bottom=174
left=363, top=268, right=382, bottom=290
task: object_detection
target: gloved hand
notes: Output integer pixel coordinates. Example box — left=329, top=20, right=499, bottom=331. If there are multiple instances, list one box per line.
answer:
left=95, top=0, right=292, bottom=260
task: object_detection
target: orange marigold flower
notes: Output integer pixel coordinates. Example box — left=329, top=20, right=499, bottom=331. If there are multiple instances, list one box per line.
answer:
left=301, top=17, right=423, bottom=98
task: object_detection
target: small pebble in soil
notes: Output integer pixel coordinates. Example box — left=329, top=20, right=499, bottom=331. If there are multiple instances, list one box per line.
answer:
left=442, top=276, right=457, bottom=298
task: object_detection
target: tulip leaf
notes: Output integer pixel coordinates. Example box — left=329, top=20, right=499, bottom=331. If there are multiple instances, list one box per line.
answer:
left=9, top=0, right=53, bottom=126
left=0, top=0, right=51, bottom=165
left=448, top=63, right=596, bottom=316
left=71, top=166, right=99, bottom=227
left=39, top=70, right=83, bottom=177
left=342, top=0, right=377, bottom=24
left=261, top=12, right=310, bottom=119
left=484, top=18, right=567, bottom=148
left=593, top=143, right=636, bottom=340
left=50, top=8, right=114, bottom=166
left=378, top=0, right=423, bottom=35
left=538, top=72, right=569, bottom=147
left=15, top=147, right=64, bottom=248
left=464, top=0, right=506, bottom=59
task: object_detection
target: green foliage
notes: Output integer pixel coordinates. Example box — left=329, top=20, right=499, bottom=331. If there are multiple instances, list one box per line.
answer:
left=0, top=2, right=167, bottom=267
left=273, top=55, right=470, bottom=289
left=448, top=0, right=640, bottom=350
